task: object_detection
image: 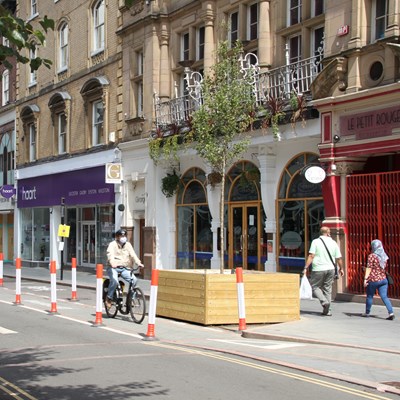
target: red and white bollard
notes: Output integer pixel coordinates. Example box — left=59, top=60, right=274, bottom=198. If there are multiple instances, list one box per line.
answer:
left=235, top=267, right=247, bottom=332
left=143, top=268, right=159, bottom=340
left=49, top=261, right=58, bottom=314
left=71, top=257, right=78, bottom=301
left=14, top=258, right=22, bottom=305
left=93, top=264, right=104, bottom=326
left=0, top=252, right=3, bottom=286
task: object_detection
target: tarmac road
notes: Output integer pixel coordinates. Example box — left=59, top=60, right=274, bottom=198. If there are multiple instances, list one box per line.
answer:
left=1, top=264, right=399, bottom=396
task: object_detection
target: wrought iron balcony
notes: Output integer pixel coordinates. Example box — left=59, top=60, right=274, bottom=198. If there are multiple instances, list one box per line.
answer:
left=154, top=48, right=323, bottom=135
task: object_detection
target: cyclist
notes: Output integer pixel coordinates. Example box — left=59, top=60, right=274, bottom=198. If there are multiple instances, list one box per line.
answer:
left=105, top=229, right=144, bottom=309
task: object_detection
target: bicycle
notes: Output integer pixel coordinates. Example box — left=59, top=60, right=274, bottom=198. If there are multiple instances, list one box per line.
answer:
left=102, top=266, right=146, bottom=324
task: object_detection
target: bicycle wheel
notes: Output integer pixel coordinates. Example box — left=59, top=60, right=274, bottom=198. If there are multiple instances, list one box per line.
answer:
left=128, top=287, right=146, bottom=324
left=103, top=279, right=118, bottom=318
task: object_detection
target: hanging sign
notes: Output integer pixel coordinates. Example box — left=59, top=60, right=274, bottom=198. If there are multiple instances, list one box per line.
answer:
left=304, top=166, right=326, bottom=184
left=0, top=185, right=16, bottom=199
left=105, top=163, right=122, bottom=184
left=58, top=224, right=70, bottom=238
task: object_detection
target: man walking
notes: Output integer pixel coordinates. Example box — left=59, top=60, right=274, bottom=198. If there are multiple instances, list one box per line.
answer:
left=303, top=227, right=344, bottom=316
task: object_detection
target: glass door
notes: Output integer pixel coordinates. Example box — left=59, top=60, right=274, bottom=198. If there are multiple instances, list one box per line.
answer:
left=230, top=204, right=261, bottom=270
left=82, top=222, right=96, bottom=266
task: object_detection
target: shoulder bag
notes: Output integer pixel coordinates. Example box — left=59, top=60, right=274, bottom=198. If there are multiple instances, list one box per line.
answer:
left=319, top=238, right=339, bottom=279
left=386, top=270, right=394, bottom=286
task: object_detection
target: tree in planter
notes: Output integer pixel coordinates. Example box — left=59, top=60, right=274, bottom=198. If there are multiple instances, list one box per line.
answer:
left=190, top=40, right=255, bottom=273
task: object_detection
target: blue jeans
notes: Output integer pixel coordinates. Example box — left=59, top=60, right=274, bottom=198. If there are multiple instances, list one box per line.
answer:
left=106, top=267, right=137, bottom=299
left=365, top=279, right=393, bottom=315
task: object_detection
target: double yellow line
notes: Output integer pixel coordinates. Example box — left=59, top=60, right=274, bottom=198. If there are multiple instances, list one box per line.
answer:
left=0, top=377, right=38, bottom=400
left=148, top=342, right=393, bottom=400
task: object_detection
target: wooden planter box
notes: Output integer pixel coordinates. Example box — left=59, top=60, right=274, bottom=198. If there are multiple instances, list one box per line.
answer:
left=157, top=269, right=300, bottom=325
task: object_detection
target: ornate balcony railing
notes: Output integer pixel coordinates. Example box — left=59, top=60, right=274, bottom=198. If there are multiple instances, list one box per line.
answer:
left=258, top=54, right=323, bottom=104
left=154, top=49, right=323, bottom=132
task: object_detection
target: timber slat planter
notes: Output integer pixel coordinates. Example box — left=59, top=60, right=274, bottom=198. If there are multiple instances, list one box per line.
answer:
left=157, top=269, right=300, bottom=325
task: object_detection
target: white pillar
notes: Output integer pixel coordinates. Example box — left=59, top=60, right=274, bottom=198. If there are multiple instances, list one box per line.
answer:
left=258, top=147, right=277, bottom=272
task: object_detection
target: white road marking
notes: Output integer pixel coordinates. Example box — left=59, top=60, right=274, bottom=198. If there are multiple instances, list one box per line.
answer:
left=0, top=326, right=17, bottom=334
left=24, top=299, right=73, bottom=310
left=209, top=339, right=306, bottom=350
left=23, top=285, right=66, bottom=292
left=0, top=299, right=142, bottom=339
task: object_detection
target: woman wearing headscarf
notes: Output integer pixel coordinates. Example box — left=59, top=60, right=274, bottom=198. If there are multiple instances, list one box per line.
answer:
left=363, top=239, right=394, bottom=320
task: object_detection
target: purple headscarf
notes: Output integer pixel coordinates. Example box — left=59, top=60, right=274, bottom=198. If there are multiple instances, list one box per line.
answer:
left=371, top=239, right=389, bottom=269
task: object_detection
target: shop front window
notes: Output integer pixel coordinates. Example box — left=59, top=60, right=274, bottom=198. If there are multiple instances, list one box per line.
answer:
left=97, top=205, right=115, bottom=265
left=20, top=208, right=50, bottom=262
left=176, top=168, right=211, bottom=269
left=277, top=153, right=324, bottom=273
left=66, top=208, right=77, bottom=261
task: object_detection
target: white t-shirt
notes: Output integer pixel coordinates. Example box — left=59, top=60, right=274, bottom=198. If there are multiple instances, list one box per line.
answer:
left=308, top=236, right=341, bottom=271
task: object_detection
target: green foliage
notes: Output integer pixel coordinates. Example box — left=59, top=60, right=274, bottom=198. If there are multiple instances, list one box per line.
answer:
left=149, top=134, right=181, bottom=166
left=190, top=41, right=254, bottom=174
left=0, top=5, right=54, bottom=71
left=161, top=170, right=180, bottom=198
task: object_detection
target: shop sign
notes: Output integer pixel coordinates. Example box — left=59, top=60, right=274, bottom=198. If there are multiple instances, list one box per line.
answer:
left=339, top=105, right=400, bottom=140
left=304, top=166, right=326, bottom=184
left=132, top=181, right=146, bottom=211
left=17, top=166, right=115, bottom=208
left=337, top=25, right=349, bottom=36
left=58, top=224, right=70, bottom=238
left=105, top=163, right=122, bottom=184
left=0, top=185, right=16, bottom=199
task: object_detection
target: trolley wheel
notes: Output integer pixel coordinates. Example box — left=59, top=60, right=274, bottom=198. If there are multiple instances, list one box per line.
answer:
left=129, top=287, right=146, bottom=324
left=103, top=279, right=118, bottom=318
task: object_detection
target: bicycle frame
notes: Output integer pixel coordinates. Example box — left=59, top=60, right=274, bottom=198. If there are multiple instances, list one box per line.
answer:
left=103, top=267, right=146, bottom=323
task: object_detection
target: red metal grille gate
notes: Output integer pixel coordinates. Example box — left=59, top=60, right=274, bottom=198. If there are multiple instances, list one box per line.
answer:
left=347, top=171, right=399, bottom=299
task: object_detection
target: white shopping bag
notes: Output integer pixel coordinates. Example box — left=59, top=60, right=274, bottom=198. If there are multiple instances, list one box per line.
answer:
left=300, top=275, right=312, bottom=300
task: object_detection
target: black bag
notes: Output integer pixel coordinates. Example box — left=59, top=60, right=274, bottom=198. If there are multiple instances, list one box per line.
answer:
left=386, top=271, right=394, bottom=286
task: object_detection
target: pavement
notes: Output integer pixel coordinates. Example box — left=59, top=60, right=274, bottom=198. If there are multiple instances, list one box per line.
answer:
left=1, top=262, right=400, bottom=395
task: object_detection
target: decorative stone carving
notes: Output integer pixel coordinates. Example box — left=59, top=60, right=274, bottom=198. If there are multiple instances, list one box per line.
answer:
left=335, top=159, right=367, bottom=175
left=92, top=51, right=105, bottom=66
left=130, top=0, right=144, bottom=16
left=310, top=57, right=348, bottom=99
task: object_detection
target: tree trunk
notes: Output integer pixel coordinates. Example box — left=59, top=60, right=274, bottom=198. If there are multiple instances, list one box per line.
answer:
left=219, top=160, right=226, bottom=274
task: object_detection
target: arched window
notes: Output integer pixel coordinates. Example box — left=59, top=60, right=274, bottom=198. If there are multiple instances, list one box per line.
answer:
left=0, top=132, right=14, bottom=186
left=277, top=152, right=324, bottom=272
left=226, top=160, right=261, bottom=202
left=48, top=92, right=71, bottom=155
left=80, top=76, right=109, bottom=147
left=20, top=105, right=40, bottom=163
left=176, top=168, right=211, bottom=269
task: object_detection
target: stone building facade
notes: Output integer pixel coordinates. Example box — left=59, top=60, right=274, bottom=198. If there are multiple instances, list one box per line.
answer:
left=8, top=0, right=400, bottom=298
left=14, top=0, right=125, bottom=269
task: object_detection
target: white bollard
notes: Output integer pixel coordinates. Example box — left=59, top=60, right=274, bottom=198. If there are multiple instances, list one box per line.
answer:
left=0, top=252, right=3, bottom=286
left=14, top=258, right=22, bottom=305
left=71, top=257, right=78, bottom=301
left=49, top=261, right=58, bottom=314
left=236, top=267, right=247, bottom=331
left=93, top=264, right=104, bottom=326
left=143, top=268, right=159, bottom=340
